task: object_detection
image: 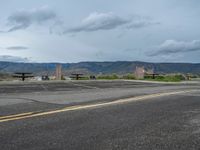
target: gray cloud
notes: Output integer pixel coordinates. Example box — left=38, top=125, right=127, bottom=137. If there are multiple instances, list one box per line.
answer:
left=65, top=12, right=129, bottom=33
left=6, top=46, right=29, bottom=50
left=0, top=55, right=30, bottom=62
left=7, top=6, right=57, bottom=32
left=64, top=12, right=158, bottom=33
left=126, top=16, right=160, bottom=29
left=148, top=40, right=200, bottom=56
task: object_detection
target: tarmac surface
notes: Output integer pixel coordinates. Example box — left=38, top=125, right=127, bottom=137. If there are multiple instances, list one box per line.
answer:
left=0, top=80, right=200, bottom=150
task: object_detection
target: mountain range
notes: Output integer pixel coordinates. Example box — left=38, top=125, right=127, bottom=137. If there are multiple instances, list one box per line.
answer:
left=0, top=61, right=200, bottom=75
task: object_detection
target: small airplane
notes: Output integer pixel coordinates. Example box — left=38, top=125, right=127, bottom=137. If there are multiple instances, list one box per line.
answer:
left=70, top=73, right=84, bottom=80
left=13, top=72, right=34, bottom=81
left=145, top=73, right=159, bottom=79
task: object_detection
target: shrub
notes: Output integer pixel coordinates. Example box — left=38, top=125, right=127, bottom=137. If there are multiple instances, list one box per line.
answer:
left=144, top=74, right=185, bottom=82
left=97, top=74, right=119, bottom=80
left=164, top=74, right=185, bottom=82
left=122, top=74, right=135, bottom=80
left=80, top=76, right=90, bottom=80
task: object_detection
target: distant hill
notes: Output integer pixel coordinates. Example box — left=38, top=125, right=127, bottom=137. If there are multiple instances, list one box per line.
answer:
left=0, top=61, right=200, bottom=75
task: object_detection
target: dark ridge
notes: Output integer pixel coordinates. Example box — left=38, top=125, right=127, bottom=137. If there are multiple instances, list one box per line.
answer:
left=0, top=61, right=200, bottom=75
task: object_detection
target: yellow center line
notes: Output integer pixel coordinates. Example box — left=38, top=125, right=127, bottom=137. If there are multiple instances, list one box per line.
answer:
left=0, top=112, right=34, bottom=120
left=0, top=89, right=198, bottom=123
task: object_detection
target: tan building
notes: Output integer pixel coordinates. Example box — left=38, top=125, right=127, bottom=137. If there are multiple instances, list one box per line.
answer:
left=134, top=66, right=145, bottom=79
left=56, top=64, right=62, bottom=80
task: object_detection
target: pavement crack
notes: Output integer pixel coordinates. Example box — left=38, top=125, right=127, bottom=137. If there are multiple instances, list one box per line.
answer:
left=0, top=96, right=63, bottom=106
left=71, top=83, right=100, bottom=89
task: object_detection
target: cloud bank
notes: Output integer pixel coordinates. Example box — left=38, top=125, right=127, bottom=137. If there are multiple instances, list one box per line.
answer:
left=148, top=40, right=200, bottom=56
left=65, top=12, right=158, bottom=33
left=5, top=10, right=158, bottom=34
left=0, top=55, right=30, bottom=62
left=7, top=6, right=57, bottom=32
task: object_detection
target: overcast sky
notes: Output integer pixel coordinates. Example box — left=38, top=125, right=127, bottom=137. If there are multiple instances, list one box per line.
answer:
left=0, top=0, right=200, bottom=63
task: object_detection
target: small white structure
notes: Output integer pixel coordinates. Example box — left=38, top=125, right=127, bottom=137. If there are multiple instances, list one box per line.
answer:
left=33, top=76, right=42, bottom=81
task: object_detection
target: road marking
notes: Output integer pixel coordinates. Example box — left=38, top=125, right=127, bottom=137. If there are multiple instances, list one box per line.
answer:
left=0, top=112, right=34, bottom=120
left=40, top=84, right=49, bottom=91
left=0, top=89, right=199, bottom=123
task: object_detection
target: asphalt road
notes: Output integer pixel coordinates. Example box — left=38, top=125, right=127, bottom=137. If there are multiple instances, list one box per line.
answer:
left=0, top=80, right=200, bottom=150
left=0, top=80, right=171, bottom=94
